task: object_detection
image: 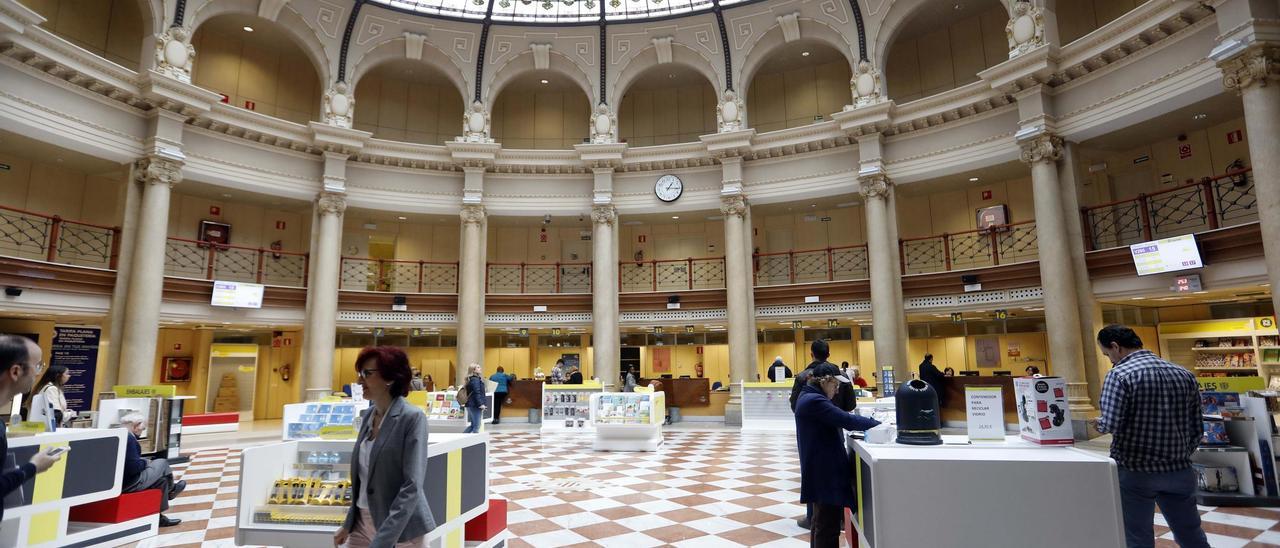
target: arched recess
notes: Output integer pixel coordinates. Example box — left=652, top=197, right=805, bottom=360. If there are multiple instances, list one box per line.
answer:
left=738, top=17, right=855, bottom=101
left=352, top=58, right=467, bottom=145
left=609, top=45, right=721, bottom=109
left=876, top=0, right=1009, bottom=103
left=25, top=0, right=159, bottom=71
left=616, top=63, right=717, bottom=147
left=742, top=39, right=852, bottom=132
left=348, top=37, right=470, bottom=101
left=489, top=69, right=591, bottom=150
left=485, top=50, right=596, bottom=109
left=189, top=0, right=332, bottom=86
left=190, top=14, right=323, bottom=125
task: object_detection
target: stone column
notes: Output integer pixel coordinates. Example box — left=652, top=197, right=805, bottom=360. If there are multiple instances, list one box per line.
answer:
left=1058, top=141, right=1105, bottom=406
left=456, top=204, right=487, bottom=386
left=116, top=155, right=181, bottom=386
left=301, top=191, right=346, bottom=401
left=859, top=174, right=908, bottom=386
left=1021, top=134, right=1093, bottom=412
left=591, top=204, right=619, bottom=390
left=1219, top=45, right=1280, bottom=316
left=102, top=167, right=143, bottom=391
left=741, top=203, right=759, bottom=372
left=722, top=194, right=753, bottom=425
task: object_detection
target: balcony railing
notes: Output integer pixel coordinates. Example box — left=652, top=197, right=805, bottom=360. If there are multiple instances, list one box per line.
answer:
left=754, top=245, right=870, bottom=286
left=164, top=237, right=309, bottom=287
left=1081, top=168, right=1256, bottom=250
left=486, top=262, right=591, bottom=294
left=340, top=257, right=459, bottom=293
left=900, top=220, right=1040, bottom=275
left=620, top=257, right=727, bottom=292
left=0, top=205, right=119, bottom=269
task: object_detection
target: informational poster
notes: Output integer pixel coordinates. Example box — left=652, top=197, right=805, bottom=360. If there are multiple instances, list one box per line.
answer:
left=1129, top=234, right=1202, bottom=276
left=651, top=347, right=670, bottom=374
left=975, top=336, right=1001, bottom=368
left=50, top=326, right=100, bottom=413
left=965, top=386, right=1004, bottom=442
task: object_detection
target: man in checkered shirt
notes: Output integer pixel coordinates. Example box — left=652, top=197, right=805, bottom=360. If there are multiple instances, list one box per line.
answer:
left=1092, top=325, right=1209, bottom=548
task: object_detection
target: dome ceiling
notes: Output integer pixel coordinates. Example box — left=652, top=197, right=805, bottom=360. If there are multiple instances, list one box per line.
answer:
left=372, top=0, right=751, bottom=24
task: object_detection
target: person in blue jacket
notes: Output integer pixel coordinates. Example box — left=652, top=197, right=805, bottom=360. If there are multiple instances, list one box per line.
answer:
left=795, top=362, right=880, bottom=547
left=462, top=364, right=487, bottom=433
left=488, top=367, right=515, bottom=424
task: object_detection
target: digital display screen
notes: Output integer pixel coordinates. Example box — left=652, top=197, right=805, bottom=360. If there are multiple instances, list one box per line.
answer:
left=210, top=280, right=264, bottom=308
left=1130, top=234, right=1203, bottom=276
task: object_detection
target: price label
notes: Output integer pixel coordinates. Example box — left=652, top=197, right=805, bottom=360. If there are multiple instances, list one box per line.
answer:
left=113, top=385, right=177, bottom=398
left=319, top=425, right=356, bottom=440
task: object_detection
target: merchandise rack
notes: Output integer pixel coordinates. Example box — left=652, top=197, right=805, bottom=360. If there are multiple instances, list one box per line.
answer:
left=1159, top=317, right=1279, bottom=383
left=1193, top=391, right=1280, bottom=506
left=281, top=400, right=366, bottom=440
left=408, top=390, right=494, bottom=433
left=741, top=381, right=796, bottom=432
left=541, top=382, right=603, bottom=433
left=590, top=391, right=665, bottom=451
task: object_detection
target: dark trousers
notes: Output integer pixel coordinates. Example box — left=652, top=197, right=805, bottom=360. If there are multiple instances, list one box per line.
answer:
left=1118, top=468, right=1209, bottom=548
left=810, top=503, right=843, bottom=548
left=124, top=459, right=176, bottom=511
left=492, top=392, right=506, bottom=423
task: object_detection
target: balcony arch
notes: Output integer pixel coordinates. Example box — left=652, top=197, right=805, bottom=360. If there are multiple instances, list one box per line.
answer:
left=489, top=69, right=592, bottom=149
left=348, top=35, right=470, bottom=103
left=609, top=42, right=722, bottom=109
left=352, top=58, right=468, bottom=145
left=742, top=38, right=852, bottom=132
left=616, top=62, right=718, bottom=147
left=25, top=0, right=159, bottom=72
left=876, top=0, right=1009, bottom=103
left=485, top=49, right=596, bottom=110
left=189, top=0, right=333, bottom=87
left=738, top=16, right=856, bottom=104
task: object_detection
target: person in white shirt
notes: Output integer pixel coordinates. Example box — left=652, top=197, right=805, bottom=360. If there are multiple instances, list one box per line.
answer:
left=28, top=365, right=76, bottom=428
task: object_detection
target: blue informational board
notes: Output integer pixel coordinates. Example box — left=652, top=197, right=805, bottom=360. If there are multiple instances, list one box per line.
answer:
left=51, top=326, right=100, bottom=413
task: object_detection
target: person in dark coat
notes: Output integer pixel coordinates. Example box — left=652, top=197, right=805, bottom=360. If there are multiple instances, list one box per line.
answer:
left=789, top=339, right=858, bottom=530
left=796, top=362, right=881, bottom=547
left=566, top=367, right=584, bottom=384
left=918, top=353, right=948, bottom=406
left=766, top=357, right=793, bottom=382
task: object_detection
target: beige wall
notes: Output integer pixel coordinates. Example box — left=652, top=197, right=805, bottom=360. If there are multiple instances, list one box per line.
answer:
left=885, top=4, right=1007, bottom=102
left=353, top=67, right=466, bottom=145
left=192, top=20, right=321, bottom=125
left=748, top=60, right=852, bottom=133
left=25, top=0, right=145, bottom=70
left=0, top=152, right=125, bottom=228
left=490, top=89, right=590, bottom=150
left=895, top=176, right=1035, bottom=239
left=341, top=216, right=459, bottom=262
left=618, top=84, right=718, bottom=147
left=167, top=192, right=310, bottom=252
left=1056, top=0, right=1142, bottom=45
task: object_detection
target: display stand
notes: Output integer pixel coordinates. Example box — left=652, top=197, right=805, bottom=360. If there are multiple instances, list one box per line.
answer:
left=236, top=433, right=490, bottom=548
left=407, top=390, right=494, bottom=433
left=1194, top=389, right=1280, bottom=505
left=96, top=393, right=193, bottom=462
left=281, top=400, right=367, bottom=440
left=540, top=382, right=602, bottom=433
left=0, top=428, right=153, bottom=548
left=590, top=391, right=665, bottom=451
left=741, top=381, right=794, bottom=432
left=847, top=435, right=1123, bottom=548
left=1158, top=317, right=1279, bottom=381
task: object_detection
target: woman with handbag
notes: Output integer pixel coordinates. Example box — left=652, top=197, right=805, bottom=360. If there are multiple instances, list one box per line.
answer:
left=28, top=365, right=76, bottom=427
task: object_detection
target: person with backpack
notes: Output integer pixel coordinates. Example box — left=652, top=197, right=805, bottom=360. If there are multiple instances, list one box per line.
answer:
left=460, top=364, right=487, bottom=433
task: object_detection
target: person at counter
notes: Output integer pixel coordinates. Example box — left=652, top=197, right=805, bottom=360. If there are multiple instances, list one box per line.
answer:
left=119, top=413, right=186, bottom=527
left=550, top=359, right=565, bottom=384
left=27, top=365, right=77, bottom=428
left=795, top=362, right=881, bottom=547
left=488, top=367, right=514, bottom=425
left=1091, top=325, right=1208, bottom=548
left=790, top=340, right=858, bottom=530
left=767, top=357, right=792, bottom=382
left=1025, top=365, right=1041, bottom=376
left=0, top=334, right=63, bottom=524
left=566, top=367, right=584, bottom=385
left=335, top=346, right=435, bottom=548
left=918, top=354, right=948, bottom=406
left=623, top=367, right=637, bottom=392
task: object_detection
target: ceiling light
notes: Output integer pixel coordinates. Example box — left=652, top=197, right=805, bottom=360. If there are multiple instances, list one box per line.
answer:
left=397, top=216, right=407, bottom=220
left=1192, top=113, right=1207, bottom=120
left=810, top=204, right=817, bottom=208
left=671, top=216, right=679, bottom=220
left=221, top=193, right=232, bottom=198
left=968, top=177, right=979, bottom=182
left=243, top=26, right=254, bottom=32
left=801, top=51, right=810, bottom=57
left=953, top=3, right=963, bottom=10
left=668, top=74, right=675, bottom=79
left=540, top=79, right=549, bottom=84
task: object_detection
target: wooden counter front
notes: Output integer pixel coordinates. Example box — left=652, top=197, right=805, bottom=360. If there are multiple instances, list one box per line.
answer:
left=506, top=379, right=545, bottom=410
left=937, top=375, right=1019, bottom=424
left=639, top=377, right=711, bottom=408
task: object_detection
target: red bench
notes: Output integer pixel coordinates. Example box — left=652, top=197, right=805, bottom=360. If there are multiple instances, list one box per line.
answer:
left=465, top=497, right=507, bottom=541
left=70, top=489, right=161, bottom=523
left=183, top=412, right=239, bottom=426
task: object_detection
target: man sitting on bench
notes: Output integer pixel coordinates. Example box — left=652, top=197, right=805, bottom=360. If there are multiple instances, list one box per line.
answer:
left=119, top=413, right=186, bottom=527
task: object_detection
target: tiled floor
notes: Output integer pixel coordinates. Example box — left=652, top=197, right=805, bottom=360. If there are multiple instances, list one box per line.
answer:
left=124, top=427, right=1280, bottom=547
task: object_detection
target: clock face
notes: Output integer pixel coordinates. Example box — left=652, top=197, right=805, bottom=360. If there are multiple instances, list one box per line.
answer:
left=655, top=174, right=683, bottom=202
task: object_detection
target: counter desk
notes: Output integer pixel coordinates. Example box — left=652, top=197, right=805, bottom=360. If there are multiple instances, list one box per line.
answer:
left=846, top=435, right=1123, bottom=548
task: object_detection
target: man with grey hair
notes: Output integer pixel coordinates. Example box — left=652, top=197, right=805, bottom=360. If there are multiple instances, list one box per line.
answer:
left=119, top=412, right=186, bottom=527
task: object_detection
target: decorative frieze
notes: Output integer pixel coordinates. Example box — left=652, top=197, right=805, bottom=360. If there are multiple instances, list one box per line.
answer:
left=1006, top=1, right=1045, bottom=59
left=849, top=60, right=883, bottom=108
left=590, top=103, right=616, bottom=144
left=462, top=101, right=493, bottom=143
left=717, top=90, right=746, bottom=133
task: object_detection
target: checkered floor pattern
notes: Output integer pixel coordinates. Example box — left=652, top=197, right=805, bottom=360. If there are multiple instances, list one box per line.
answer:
left=120, top=428, right=1280, bottom=547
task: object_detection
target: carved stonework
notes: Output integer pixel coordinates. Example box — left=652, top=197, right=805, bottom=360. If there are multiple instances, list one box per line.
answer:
left=316, top=192, right=347, bottom=215
left=134, top=156, right=182, bottom=187
left=1006, top=1, right=1045, bottom=59
left=590, top=103, right=616, bottom=144
left=848, top=60, right=884, bottom=109
left=857, top=174, right=891, bottom=200
left=1219, top=45, right=1279, bottom=92
left=717, top=90, right=746, bottom=133
left=720, top=194, right=748, bottom=218
left=154, top=26, right=195, bottom=83
left=460, top=204, right=486, bottom=225
left=591, top=204, right=617, bottom=225
left=322, top=82, right=354, bottom=129
left=462, top=101, right=492, bottom=143
left=1019, top=134, right=1063, bottom=165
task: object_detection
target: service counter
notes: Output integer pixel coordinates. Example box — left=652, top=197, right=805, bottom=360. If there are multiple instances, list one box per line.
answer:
left=638, top=377, right=710, bottom=408
left=504, top=379, right=545, bottom=414
left=847, top=435, right=1123, bottom=548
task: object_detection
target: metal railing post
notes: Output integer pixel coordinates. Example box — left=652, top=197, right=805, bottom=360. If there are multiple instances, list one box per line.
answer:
left=687, top=258, right=694, bottom=290
left=826, top=248, right=834, bottom=281
left=255, top=248, right=265, bottom=283
left=1080, top=209, right=1095, bottom=251
left=46, top=216, right=62, bottom=262
left=417, top=261, right=425, bottom=293
left=1202, top=179, right=1220, bottom=230
left=108, top=227, right=122, bottom=269
left=989, top=229, right=1001, bottom=266
left=942, top=234, right=952, bottom=271
left=204, top=242, right=216, bottom=280
left=1137, top=194, right=1154, bottom=241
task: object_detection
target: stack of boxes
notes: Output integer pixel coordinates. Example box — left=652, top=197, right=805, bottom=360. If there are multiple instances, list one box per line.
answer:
left=213, top=374, right=239, bottom=412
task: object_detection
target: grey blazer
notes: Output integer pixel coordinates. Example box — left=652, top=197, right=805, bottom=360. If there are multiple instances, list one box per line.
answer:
left=343, top=397, right=437, bottom=547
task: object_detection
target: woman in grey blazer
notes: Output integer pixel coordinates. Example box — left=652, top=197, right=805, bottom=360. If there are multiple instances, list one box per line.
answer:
left=335, top=346, right=437, bottom=548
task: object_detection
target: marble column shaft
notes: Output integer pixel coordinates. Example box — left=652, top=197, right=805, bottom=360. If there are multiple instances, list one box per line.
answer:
left=592, top=204, right=620, bottom=390
left=722, top=194, right=753, bottom=425
left=456, top=204, right=487, bottom=386
left=116, top=157, right=181, bottom=386
left=302, top=192, right=346, bottom=401
left=859, top=175, right=908, bottom=385
left=103, top=169, right=143, bottom=390
left=1058, top=142, right=1105, bottom=407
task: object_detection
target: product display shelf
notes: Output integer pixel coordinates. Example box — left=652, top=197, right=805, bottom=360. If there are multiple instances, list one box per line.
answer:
left=407, top=390, right=494, bottom=433
left=281, top=400, right=367, bottom=441
left=540, top=382, right=603, bottom=433
left=237, top=434, right=490, bottom=548
left=1159, top=318, right=1279, bottom=383
left=1193, top=394, right=1280, bottom=506
left=590, top=391, right=666, bottom=451
left=741, top=381, right=795, bottom=432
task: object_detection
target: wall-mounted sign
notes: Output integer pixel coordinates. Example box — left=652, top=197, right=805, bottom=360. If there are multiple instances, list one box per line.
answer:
left=1133, top=154, right=1150, bottom=164
left=244, top=100, right=256, bottom=110
left=1131, top=234, right=1203, bottom=276
left=1160, top=173, right=1175, bottom=184
left=981, top=190, right=992, bottom=200
left=552, top=328, right=561, bottom=336
left=685, top=325, right=694, bottom=334
left=653, top=326, right=663, bottom=335
left=951, top=313, right=963, bottom=323
left=994, top=310, right=1008, bottom=320
left=1178, top=144, right=1193, bottom=160
left=209, top=206, right=221, bottom=216
left=975, top=205, right=1008, bottom=230
left=791, top=321, right=803, bottom=329
left=828, top=319, right=839, bottom=328
left=1227, top=130, right=1244, bottom=144
left=275, top=221, right=286, bottom=230
left=519, top=328, right=529, bottom=337
left=1171, top=274, right=1203, bottom=292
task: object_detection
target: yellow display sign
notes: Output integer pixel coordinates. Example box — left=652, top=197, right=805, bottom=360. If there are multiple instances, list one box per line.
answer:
left=405, top=391, right=429, bottom=408
left=209, top=343, right=260, bottom=358
left=113, top=385, right=177, bottom=398
left=1197, top=376, right=1265, bottom=393
left=318, top=425, right=356, bottom=439
left=8, top=422, right=48, bottom=436
left=1160, top=318, right=1258, bottom=335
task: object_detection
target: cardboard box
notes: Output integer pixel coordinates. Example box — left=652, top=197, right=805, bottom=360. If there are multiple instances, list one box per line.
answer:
left=1014, top=376, right=1073, bottom=446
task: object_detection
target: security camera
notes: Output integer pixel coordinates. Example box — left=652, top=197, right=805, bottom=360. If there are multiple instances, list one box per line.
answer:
left=4, top=287, right=21, bottom=297
left=543, top=214, right=552, bottom=225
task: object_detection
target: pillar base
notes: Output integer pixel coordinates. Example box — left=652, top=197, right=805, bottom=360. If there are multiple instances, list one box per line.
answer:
left=724, top=402, right=743, bottom=426
left=1067, top=382, right=1096, bottom=416
left=305, top=388, right=334, bottom=402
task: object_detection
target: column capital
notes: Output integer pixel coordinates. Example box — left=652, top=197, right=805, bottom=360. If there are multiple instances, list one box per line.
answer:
left=460, top=203, right=487, bottom=225
left=1018, top=133, right=1063, bottom=165
left=856, top=173, right=891, bottom=200
left=315, top=191, right=347, bottom=215
left=134, top=155, right=182, bottom=187
left=720, top=193, right=749, bottom=218
left=590, top=203, right=617, bottom=226
left=1217, top=43, right=1279, bottom=93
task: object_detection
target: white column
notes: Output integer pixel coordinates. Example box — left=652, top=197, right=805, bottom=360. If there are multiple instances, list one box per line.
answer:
left=1021, top=134, right=1093, bottom=412
left=1058, top=142, right=1105, bottom=406
left=722, top=194, right=753, bottom=426
left=456, top=204, right=487, bottom=386
left=1219, top=45, right=1280, bottom=316
left=102, top=166, right=143, bottom=390
left=301, top=192, right=346, bottom=401
left=116, top=156, right=181, bottom=386
left=741, top=202, right=759, bottom=369
left=859, top=174, right=908, bottom=386
left=592, top=204, right=619, bottom=390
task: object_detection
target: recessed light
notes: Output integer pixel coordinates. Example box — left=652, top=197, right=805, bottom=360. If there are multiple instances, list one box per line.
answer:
left=969, top=177, right=979, bottom=182
left=243, top=26, right=254, bottom=32
left=953, top=3, right=963, bottom=10
left=56, top=158, right=64, bottom=163
left=671, top=216, right=679, bottom=220
left=1192, top=113, right=1207, bottom=120
left=810, top=204, right=817, bottom=208
left=540, top=79, right=549, bottom=84
left=397, top=216, right=407, bottom=220
left=221, top=193, right=232, bottom=198
left=801, top=51, right=810, bottom=57
left=668, top=74, right=675, bottom=79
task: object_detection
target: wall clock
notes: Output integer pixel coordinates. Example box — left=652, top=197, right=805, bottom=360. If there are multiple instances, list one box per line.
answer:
left=655, top=174, right=683, bottom=202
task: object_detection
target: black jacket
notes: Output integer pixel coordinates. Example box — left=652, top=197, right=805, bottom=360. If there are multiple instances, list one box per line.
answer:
left=767, top=362, right=793, bottom=383
left=795, top=385, right=880, bottom=507
left=1, top=423, right=37, bottom=522
left=790, top=360, right=856, bottom=413
left=919, top=360, right=948, bottom=405
left=566, top=371, right=584, bottom=384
